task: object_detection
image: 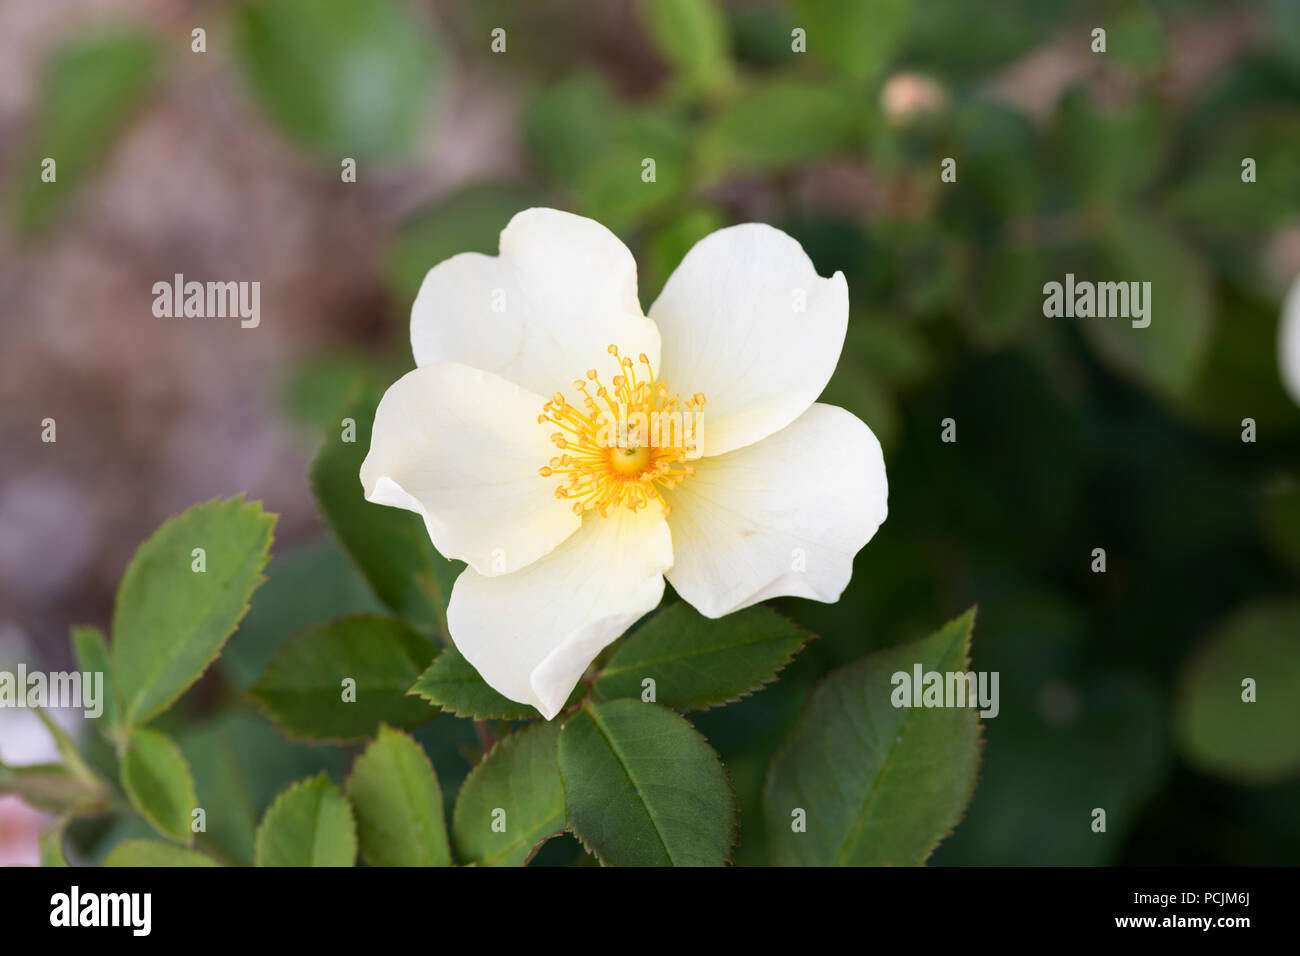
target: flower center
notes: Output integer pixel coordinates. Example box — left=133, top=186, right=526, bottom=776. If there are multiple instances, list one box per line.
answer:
left=538, top=345, right=704, bottom=517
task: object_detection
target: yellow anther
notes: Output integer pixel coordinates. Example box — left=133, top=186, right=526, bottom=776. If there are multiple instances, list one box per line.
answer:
left=537, top=347, right=703, bottom=518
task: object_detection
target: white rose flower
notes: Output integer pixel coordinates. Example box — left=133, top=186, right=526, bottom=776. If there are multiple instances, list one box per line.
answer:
left=361, top=209, right=888, bottom=718
left=1281, top=274, right=1300, bottom=408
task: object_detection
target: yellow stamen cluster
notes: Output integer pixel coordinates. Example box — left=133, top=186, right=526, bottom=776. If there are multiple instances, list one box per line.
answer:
left=538, top=345, right=704, bottom=517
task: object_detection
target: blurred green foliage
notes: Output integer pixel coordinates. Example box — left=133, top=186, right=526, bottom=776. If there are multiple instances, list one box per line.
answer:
left=13, top=0, right=1300, bottom=865
left=234, top=0, right=440, bottom=159
left=8, top=29, right=161, bottom=235
left=1176, top=600, right=1300, bottom=783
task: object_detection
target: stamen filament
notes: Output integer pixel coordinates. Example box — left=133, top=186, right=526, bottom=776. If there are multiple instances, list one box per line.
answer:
left=536, top=344, right=704, bottom=516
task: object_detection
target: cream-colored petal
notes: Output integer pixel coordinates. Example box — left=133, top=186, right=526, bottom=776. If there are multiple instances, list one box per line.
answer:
left=664, top=403, right=887, bottom=618
left=649, top=223, right=848, bottom=457
left=410, top=207, right=660, bottom=396
left=446, top=508, right=672, bottom=719
left=1281, top=273, right=1300, bottom=408
left=360, top=363, right=579, bottom=577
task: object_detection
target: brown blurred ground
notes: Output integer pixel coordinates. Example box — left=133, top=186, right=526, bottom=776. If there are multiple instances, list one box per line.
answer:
left=0, top=0, right=529, bottom=660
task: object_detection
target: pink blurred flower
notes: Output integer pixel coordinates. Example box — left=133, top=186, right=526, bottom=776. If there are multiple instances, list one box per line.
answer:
left=0, top=652, right=79, bottom=867
left=0, top=795, right=48, bottom=867
left=880, top=72, right=947, bottom=124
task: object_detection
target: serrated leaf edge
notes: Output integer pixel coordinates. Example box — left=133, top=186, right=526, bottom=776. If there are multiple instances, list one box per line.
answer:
left=121, top=727, right=198, bottom=847
left=559, top=700, right=738, bottom=867
left=254, top=772, right=357, bottom=867
left=247, top=613, right=438, bottom=745
left=407, top=651, right=541, bottom=721
left=345, top=724, right=450, bottom=867
left=450, top=722, right=566, bottom=867
left=761, top=605, right=981, bottom=867
left=113, top=495, right=277, bottom=728
left=595, top=605, right=816, bottom=714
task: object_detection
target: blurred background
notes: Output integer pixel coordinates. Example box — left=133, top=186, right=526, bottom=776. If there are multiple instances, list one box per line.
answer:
left=1, top=0, right=1298, bottom=866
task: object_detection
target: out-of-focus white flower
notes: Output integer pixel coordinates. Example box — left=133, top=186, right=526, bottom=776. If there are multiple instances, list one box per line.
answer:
left=362, top=209, right=888, bottom=718
left=880, top=72, right=947, bottom=124
left=1281, top=274, right=1300, bottom=408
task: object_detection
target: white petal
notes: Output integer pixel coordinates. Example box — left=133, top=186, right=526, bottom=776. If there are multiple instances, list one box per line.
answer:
left=360, top=363, right=580, bottom=576
left=446, top=508, right=672, bottom=719
left=410, top=207, right=660, bottom=396
left=649, top=223, right=848, bottom=457
left=664, top=403, right=887, bottom=618
left=1281, top=274, right=1300, bottom=408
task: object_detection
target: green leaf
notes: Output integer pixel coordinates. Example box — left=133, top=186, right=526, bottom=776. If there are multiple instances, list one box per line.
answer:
left=943, top=99, right=1042, bottom=219
left=177, top=711, right=346, bottom=866
left=728, top=4, right=801, bottom=66
left=526, top=77, right=691, bottom=232
left=594, top=602, right=810, bottom=711
left=1172, top=109, right=1300, bottom=292
left=10, top=30, right=161, bottom=235
left=104, top=840, right=220, bottom=867
left=1175, top=600, right=1300, bottom=784
left=221, top=538, right=386, bottom=691
left=1053, top=89, right=1166, bottom=205
left=177, top=727, right=257, bottom=866
left=255, top=774, right=357, bottom=867
left=699, top=78, right=860, bottom=175
left=559, top=700, right=736, bottom=866
left=640, top=0, right=733, bottom=96
left=32, top=706, right=102, bottom=788
left=764, top=608, right=983, bottom=865
left=574, top=109, right=689, bottom=231
left=410, top=645, right=541, bottom=720
left=1075, top=217, right=1214, bottom=400
left=312, top=387, right=460, bottom=635
left=1108, top=3, right=1168, bottom=70
left=283, top=352, right=395, bottom=433
left=905, top=0, right=1035, bottom=76
left=250, top=615, right=437, bottom=743
left=453, top=721, right=565, bottom=866
left=957, top=239, right=1044, bottom=347
left=39, top=819, right=70, bottom=867
left=121, top=728, right=198, bottom=844
left=346, top=725, right=450, bottom=866
left=0, top=762, right=108, bottom=814
left=234, top=0, right=439, bottom=159
left=524, top=74, right=617, bottom=185
left=71, top=625, right=119, bottom=736
left=792, top=0, right=911, bottom=82
left=111, top=496, right=275, bottom=729
left=528, top=77, right=692, bottom=230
